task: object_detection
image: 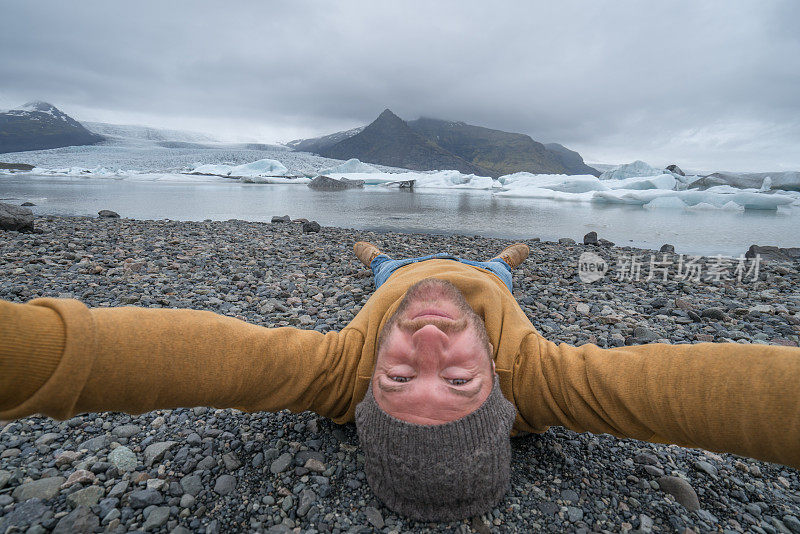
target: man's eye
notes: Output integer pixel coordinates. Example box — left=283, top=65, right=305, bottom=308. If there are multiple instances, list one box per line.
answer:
left=390, top=376, right=411, bottom=383
left=448, top=378, right=470, bottom=386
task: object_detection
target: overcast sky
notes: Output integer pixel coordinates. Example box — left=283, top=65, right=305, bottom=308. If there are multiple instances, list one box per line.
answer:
left=1, top=0, right=798, bottom=172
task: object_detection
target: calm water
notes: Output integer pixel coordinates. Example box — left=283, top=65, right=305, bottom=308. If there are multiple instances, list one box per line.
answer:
left=2, top=174, right=798, bottom=257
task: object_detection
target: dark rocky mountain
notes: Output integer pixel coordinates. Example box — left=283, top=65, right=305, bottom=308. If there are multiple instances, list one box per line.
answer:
left=0, top=101, right=103, bottom=154
left=318, top=109, right=488, bottom=175
left=290, top=111, right=598, bottom=177
left=544, top=143, right=600, bottom=177
left=408, top=117, right=574, bottom=176
left=286, top=126, right=365, bottom=153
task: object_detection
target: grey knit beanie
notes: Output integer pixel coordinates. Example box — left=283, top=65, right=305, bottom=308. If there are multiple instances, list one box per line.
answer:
left=355, top=375, right=517, bottom=522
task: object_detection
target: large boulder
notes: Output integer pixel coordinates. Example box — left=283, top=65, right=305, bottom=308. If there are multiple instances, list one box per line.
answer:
left=307, top=175, right=365, bottom=191
left=745, top=245, right=800, bottom=261
left=0, top=202, right=34, bottom=232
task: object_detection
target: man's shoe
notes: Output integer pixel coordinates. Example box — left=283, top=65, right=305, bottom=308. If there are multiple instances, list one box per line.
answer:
left=354, top=241, right=382, bottom=267
left=493, top=243, right=529, bottom=269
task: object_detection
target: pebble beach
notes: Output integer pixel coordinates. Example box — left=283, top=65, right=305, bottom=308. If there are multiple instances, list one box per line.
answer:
left=1, top=215, right=799, bottom=533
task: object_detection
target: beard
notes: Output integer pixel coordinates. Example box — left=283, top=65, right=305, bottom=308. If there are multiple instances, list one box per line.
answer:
left=376, top=278, right=493, bottom=359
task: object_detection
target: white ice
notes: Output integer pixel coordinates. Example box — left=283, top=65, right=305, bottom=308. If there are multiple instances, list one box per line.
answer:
left=599, top=160, right=667, bottom=180
left=190, top=158, right=290, bottom=178
left=328, top=170, right=496, bottom=190
left=318, top=158, right=379, bottom=175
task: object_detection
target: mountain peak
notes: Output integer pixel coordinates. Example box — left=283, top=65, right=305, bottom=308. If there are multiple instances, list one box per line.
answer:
left=375, top=108, right=403, bottom=122
left=21, top=101, right=59, bottom=113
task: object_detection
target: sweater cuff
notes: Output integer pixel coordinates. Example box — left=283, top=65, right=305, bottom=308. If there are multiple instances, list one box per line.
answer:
left=0, top=298, right=97, bottom=420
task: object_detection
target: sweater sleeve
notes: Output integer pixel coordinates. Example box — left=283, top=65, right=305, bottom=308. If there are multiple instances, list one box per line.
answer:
left=0, top=298, right=362, bottom=421
left=512, top=332, right=800, bottom=469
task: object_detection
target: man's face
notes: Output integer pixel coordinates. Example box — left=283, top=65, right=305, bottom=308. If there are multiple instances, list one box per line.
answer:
left=372, top=278, right=495, bottom=425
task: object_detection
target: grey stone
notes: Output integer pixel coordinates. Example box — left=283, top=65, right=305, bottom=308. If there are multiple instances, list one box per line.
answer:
left=12, top=476, right=66, bottom=501
left=108, top=445, right=137, bottom=472
left=558, top=238, right=576, bottom=245
left=365, top=505, right=385, bottom=529
left=77, top=434, right=109, bottom=452
left=281, top=494, right=294, bottom=511
left=297, top=488, right=317, bottom=517
left=66, top=485, right=105, bottom=508
left=128, top=489, right=164, bottom=508
left=98, top=209, right=120, bottom=218
left=302, top=220, right=321, bottom=233
left=0, top=469, right=12, bottom=489
left=112, top=424, right=141, bottom=438
left=560, top=489, right=579, bottom=503
left=52, top=506, right=99, bottom=534
left=0, top=202, right=35, bottom=232
left=634, top=452, right=659, bottom=465
left=142, top=506, right=170, bottom=530
left=214, top=474, right=237, bottom=495
left=180, top=493, right=196, bottom=508
left=270, top=452, right=294, bottom=474
left=271, top=215, right=291, bottom=223
left=0, top=498, right=50, bottom=532
left=34, top=432, right=61, bottom=446
left=657, top=476, right=701, bottom=511
left=701, top=307, right=727, bottom=321
left=567, top=506, right=584, bottom=522
left=144, top=441, right=177, bottom=466
left=693, top=460, right=718, bottom=477
left=784, top=515, right=800, bottom=534
left=180, top=474, right=203, bottom=496
left=107, top=480, right=129, bottom=499
left=660, top=244, right=675, bottom=253
left=583, top=231, right=598, bottom=245
left=696, top=509, right=718, bottom=523
left=639, top=513, right=654, bottom=531
left=222, top=452, right=241, bottom=471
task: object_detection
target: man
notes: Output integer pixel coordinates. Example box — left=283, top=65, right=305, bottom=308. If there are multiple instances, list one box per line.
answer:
left=1, top=240, right=799, bottom=522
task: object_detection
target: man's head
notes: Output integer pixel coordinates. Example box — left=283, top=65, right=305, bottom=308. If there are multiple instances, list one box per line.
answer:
left=372, top=277, right=496, bottom=425
left=355, top=278, right=517, bottom=521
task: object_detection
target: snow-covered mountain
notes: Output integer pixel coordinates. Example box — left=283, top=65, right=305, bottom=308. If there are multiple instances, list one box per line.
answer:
left=0, top=101, right=104, bottom=153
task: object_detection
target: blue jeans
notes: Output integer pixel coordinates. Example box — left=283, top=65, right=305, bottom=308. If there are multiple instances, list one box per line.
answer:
left=371, top=252, right=514, bottom=291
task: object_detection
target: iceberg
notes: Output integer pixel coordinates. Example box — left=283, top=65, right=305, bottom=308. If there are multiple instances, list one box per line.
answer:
left=599, top=160, right=666, bottom=180
left=318, top=158, right=378, bottom=175
left=189, top=158, right=289, bottom=178
left=328, top=170, right=495, bottom=190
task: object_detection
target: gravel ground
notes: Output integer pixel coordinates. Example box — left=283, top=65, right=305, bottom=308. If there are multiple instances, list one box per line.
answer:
left=1, top=215, right=799, bottom=534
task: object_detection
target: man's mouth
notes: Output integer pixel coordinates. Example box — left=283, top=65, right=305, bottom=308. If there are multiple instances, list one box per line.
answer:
left=411, top=309, right=453, bottom=320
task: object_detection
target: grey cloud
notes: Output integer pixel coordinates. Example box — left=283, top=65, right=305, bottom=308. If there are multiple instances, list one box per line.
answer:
left=0, top=0, right=798, bottom=171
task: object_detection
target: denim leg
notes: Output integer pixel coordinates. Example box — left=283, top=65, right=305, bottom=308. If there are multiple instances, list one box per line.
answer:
left=370, top=254, right=393, bottom=289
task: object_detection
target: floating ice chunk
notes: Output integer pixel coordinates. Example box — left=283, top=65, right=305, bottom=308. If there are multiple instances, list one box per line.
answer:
left=606, top=173, right=677, bottom=191
left=759, top=176, right=772, bottom=192
left=318, top=158, right=378, bottom=174
left=328, top=170, right=495, bottom=189
left=498, top=172, right=605, bottom=193
left=190, top=159, right=289, bottom=178
left=599, top=160, right=664, bottom=180
left=241, top=176, right=310, bottom=184
left=644, top=196, right=686, bottom=209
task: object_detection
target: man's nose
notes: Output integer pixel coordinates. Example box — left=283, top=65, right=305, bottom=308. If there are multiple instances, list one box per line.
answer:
left=411, top=324, right=449, bottom=352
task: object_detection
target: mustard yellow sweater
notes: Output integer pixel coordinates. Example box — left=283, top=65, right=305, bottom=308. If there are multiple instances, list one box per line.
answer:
left=2, top=259, right=799, bottom=469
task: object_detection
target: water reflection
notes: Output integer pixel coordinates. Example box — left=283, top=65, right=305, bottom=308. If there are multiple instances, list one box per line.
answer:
left=0, top=175, right=797, bottom=257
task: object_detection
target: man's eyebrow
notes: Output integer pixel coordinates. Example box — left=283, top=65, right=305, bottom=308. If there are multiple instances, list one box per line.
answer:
left=446, top=383, right=482, bottom=398
left=377, top=380, right=408, bottom=393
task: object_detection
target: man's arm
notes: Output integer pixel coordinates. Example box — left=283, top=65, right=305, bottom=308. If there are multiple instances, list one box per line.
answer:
left=513, top=332, right=800, bottom=469
left=1, top=298, right=362, bottom=421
